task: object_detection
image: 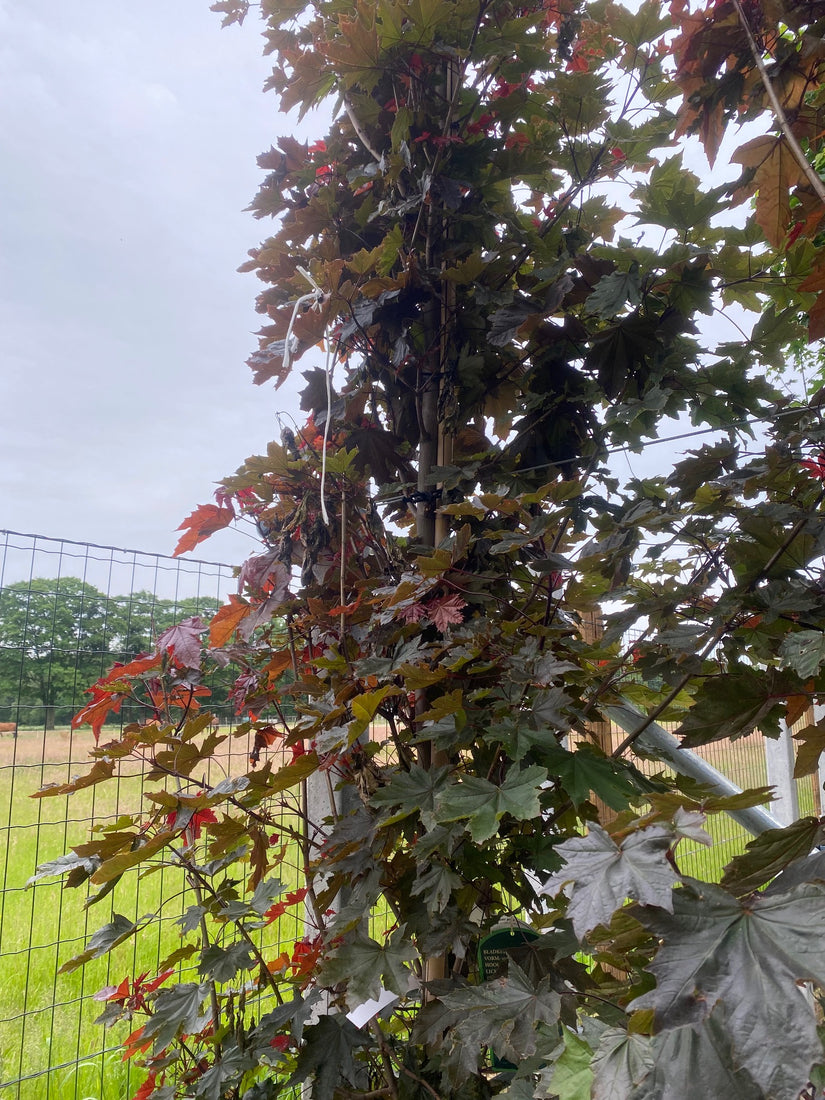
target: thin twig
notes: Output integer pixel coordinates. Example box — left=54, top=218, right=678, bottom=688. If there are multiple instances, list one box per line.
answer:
left=189, top=875, right=223, bottom=1057
left=370, top=1022, right=400, bottom=1100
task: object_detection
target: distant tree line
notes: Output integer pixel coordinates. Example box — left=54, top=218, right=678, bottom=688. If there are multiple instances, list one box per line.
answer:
left=0, top=578, right=230, bottom=730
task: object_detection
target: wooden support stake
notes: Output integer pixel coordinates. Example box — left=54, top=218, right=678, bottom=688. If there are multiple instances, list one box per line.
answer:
left=580, top=610, right=617, bottom=825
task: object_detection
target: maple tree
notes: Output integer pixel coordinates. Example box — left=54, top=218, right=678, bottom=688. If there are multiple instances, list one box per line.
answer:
left=28, top=0, right=825, bottom=1096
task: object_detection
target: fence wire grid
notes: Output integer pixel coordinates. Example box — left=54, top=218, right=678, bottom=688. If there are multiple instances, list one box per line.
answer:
left=0, top=531, right=305, bottom=1100
left=0, top=530, right=820, bottom=1098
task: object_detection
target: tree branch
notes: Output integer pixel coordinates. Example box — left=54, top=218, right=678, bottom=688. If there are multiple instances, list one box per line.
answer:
left=732, top=0, right=825, bottom=206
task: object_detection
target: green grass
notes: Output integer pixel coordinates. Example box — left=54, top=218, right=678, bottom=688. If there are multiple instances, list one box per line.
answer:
left=0, top=727, right=304, bottom=1100
left=631, top=729, right=822, bottom=882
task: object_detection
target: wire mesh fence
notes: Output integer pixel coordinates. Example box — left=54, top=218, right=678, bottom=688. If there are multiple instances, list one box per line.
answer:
left=0, top=530, right=820, bottom=1097
left=618, top=726, right=820, bottom=880
left=0, top=532, right=304, bottom=1100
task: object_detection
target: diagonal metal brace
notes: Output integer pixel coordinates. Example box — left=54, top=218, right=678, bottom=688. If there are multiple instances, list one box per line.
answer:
left=606, top=700, right=782, bottom=836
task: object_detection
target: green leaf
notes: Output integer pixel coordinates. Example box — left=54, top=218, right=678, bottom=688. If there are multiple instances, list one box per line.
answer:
left=176, top=904, right=207, bottom=934
left=436, top=963, right=561, bottom=1067
left=720, top=817, right=822, bottom=896
left=199, top=942, right=255, bottom=983
left=548, top=1027, right=595, bottom=1100
left=350, top=685, right=399, bottom=737
left=762, top=849, right=825, bottom=895
left=671, top=806, right=711, bottom=848
left=90, top=829, right=177, bottom=884
left=288, top=1014, right=370, bottom=1100
left=488, top=300, right=541, bottom=347
left=793, top=721, right=825, bottom=777
left=677, top=665, right=788, bottom=746
left=436, top=764, right=548, bottom=843
left=635, top=879, right=825, bottom=1097
left=541, top=741, right=639, bottom=810
left=608, top=0, right=671, bottom=48
left=140, top=982, right=213, bottom=1055
left=497, top=1078, right=539, bottom=1100
left=586, top=265, right=642, bottom=319
left=267, top=750, right=321, bottom=792
left=256, top=992, right=319, bottom=1049
left=59, top=913, right=137, bottom=974
left=590, top=1027, right=652, bottom=1100
left=542, top=823, right=677, bottom=938
left=32, top=758, right=116, bottom=798
left=532, top=687, right=573, bottom=731
left=27, top=851, right=100, bottom=888
left=631, top=1016, right=763, bottom=1100
left=319, top=930, right=417, bottom=1005
left=248, top=875, right=286, bottom=915
left=369, top=764, right=450, bottom=828
left=779, top=629, right=825, bottom=678
left=411, top=862, right=463, bottom=915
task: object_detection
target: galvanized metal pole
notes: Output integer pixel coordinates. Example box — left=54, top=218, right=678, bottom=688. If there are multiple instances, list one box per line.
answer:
left=764, top=721, right=799, bottom=826
left=606, top=701, right=782, bottom=836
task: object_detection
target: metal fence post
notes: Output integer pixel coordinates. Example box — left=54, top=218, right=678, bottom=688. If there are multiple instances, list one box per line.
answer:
left=764, top=722, right=799, bottom=826
left=814, top=706, right=825, bottom=819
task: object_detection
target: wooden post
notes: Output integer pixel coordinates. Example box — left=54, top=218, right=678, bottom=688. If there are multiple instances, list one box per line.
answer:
left=580, top=610, right=617, bottom=825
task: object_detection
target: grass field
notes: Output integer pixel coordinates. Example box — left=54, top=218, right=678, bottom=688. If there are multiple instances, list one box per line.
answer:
left=0, top=724, right=818, bottom=1099
left=635, top=730, right=821, bottom=881
left=0, top=727, right=304, bottom=1100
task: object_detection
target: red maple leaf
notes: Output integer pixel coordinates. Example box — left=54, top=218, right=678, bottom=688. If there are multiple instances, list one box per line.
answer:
left=802, top=452, right=825, bottom=479
left=237, top=554, right=290, bottom=599
left=567, top=49, right=589, bottom=71
left=72, top=684, right=126, bottom=743
left=398, top=602, right=426, bottom=624
left=329, top=594, right=362, bottom=617
left=290, top=935, right=323, bottom=984
left=250, top=724, right=282, bottom=766
left=264, top=888, right=308, bottom=924
left=100, top=653, right=162, bottom=684
left=122, top=1024, right=153, bottom=1061
left=166, top=807, right=218, bottom=846
left=173, top=503, right=235, bottom=557
left=289, top=740, right=307, bottom=762
left=229, top=670, right=261, bottom=714
left=96, top=969, right=175, bottom=1013
left=426, top=594, right=467, bottom=632
left=504, top=132, right=530, bottom=152
left=95, top=975, right=130, bottom=1004
left=492, top=77, right=518, bottom=99
left=467, top=112, right=496, bottom=135
left=131, top=1074, right=159, bottom=1100
left=209, top=595, right=252, bottom=648
left=255, top=724, right=281, bottom=744
left=139, top=968, right=175, bottom=996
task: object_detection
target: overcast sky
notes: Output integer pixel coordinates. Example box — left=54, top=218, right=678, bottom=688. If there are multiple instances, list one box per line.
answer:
left=0, top=0, right=323, bottom=565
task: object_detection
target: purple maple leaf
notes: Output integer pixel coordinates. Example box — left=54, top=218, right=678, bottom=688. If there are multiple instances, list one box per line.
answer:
left=237, top=553, right=289, bottom=597
left=398, top=602, right=427, bottom=624
left=156, top=617, right=206, bottom=669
